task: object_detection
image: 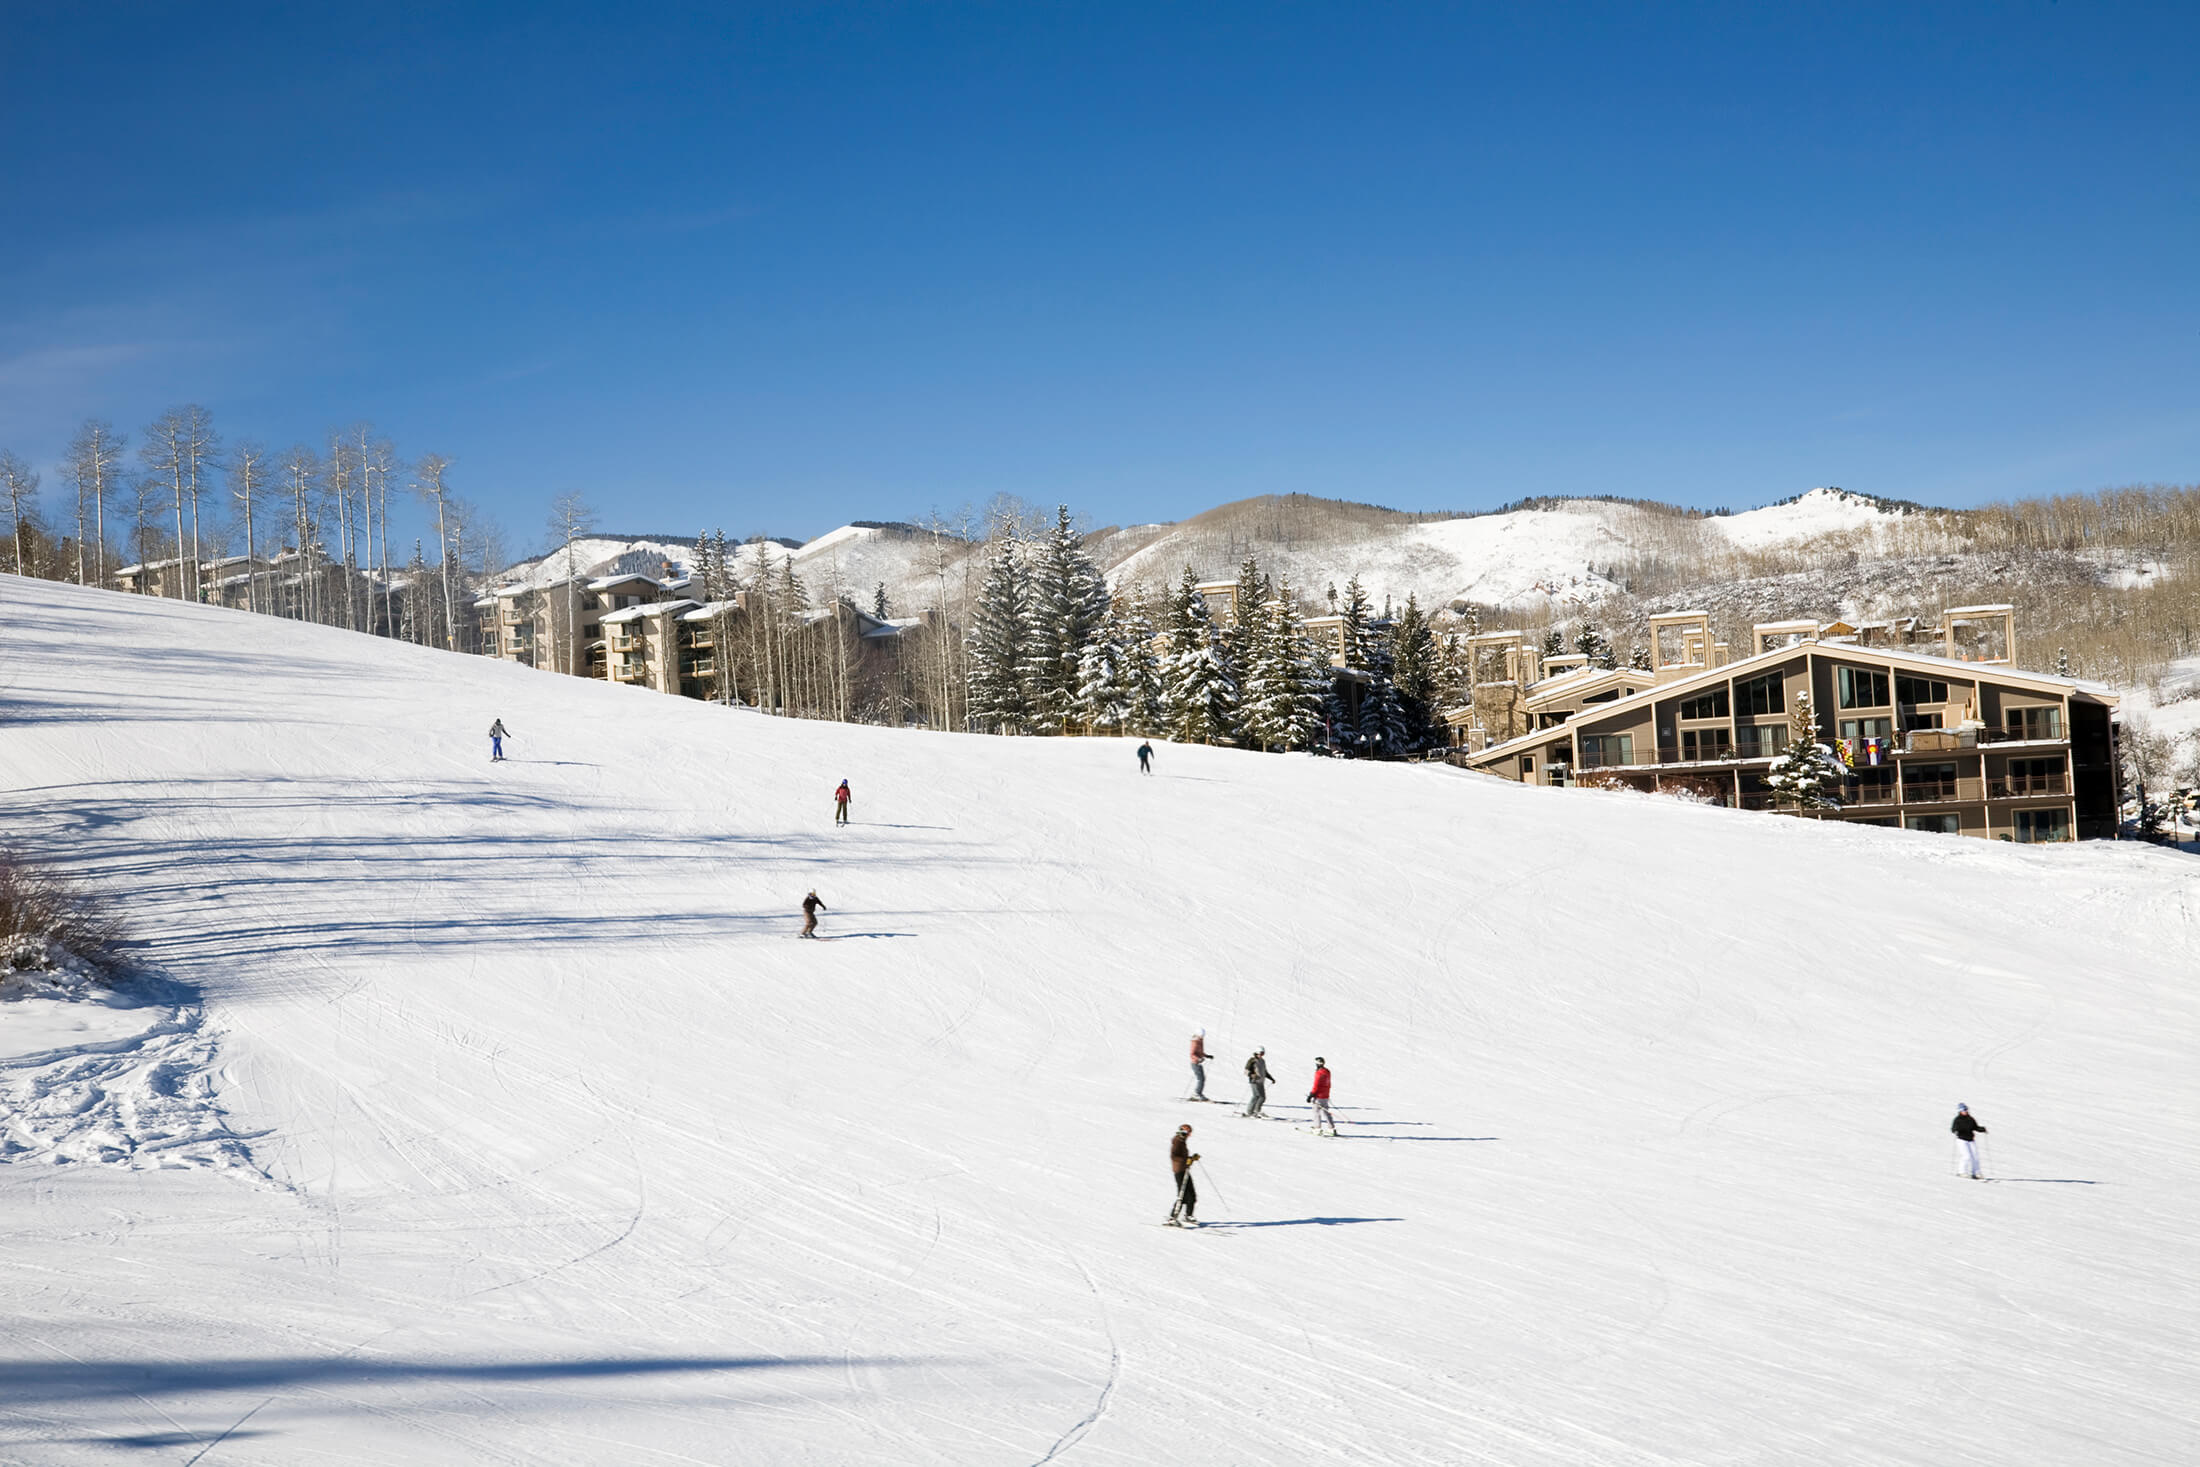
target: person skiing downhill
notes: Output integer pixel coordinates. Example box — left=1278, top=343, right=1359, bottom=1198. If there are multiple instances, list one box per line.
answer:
left=1951, top=1103, right=1988, bottom=1179
left=800, top=889, right=827, bottom=939
left=1137, top=742, right=1154, bottom=775
left=488, top=718, right=509, bottom=762
left=1167, top=1124, right=1200, bottom=1227
left=1243, top=1049, right=1273, bottom=1117
left=834, top=780, right=852, bottom=826
left=1308, top=1058, right=1336, bottom=1136
left=1188, top=1032, right=1210, bottom=1100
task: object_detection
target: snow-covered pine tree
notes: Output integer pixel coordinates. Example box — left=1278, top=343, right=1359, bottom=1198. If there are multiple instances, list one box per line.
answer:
left=1327, top=575, right=1376, bottom=754
left=2056, top=646, right=2072, bottom=677
left=1162, top=566, right=1239, bottom=745
left=1765, top=689, right=1845, bottom=809
left=1542, top=627, right=1566, bottom=659
left=1118, top=587, right=1166, bottom=736
left=1240, top=581, right=1327, bottom=751
left=1074, top=590, right=1133, bottom=735
left=1575, top=619, right=1614, bottom=669
left=875, top=582, right=890, bottom=619
left=967, top=525, right=1036, bottom=733
left=1629, top=643, right=1652, bottom=671
left=1391, top=595, right=1444, bottom=751
left=1028, top=504, right=1109, bottom=732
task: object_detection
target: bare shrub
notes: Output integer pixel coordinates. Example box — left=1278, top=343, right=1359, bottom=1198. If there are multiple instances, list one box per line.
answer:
left=0, top=853, right=126, bottom=977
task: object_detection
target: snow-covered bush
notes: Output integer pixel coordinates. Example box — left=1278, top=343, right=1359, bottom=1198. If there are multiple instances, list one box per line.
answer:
left=0, top=854, right=124, bottom=983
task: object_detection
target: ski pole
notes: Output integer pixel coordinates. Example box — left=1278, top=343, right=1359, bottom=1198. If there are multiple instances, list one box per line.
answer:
left=1194, top=1158, right=1228, bottom=1215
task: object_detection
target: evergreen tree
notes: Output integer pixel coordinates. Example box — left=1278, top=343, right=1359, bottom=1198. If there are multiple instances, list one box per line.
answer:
left=1162, top=566, right=1238, bottom=745
left=1117, top=586, right=1166, bottom=736
left=1075, top=590, right=1132, bottom=734
left=1028, top=504, right=1109, bottom=731
left=1765, top=690, right=1845, bottom=809
left=1542, top=627, right=1566, bottom=660
left=1629, top=643, right=1652, bottom=671
left=1240, top=581, right=1327, bottom=751
left=967, top=526, right=1036, bottom=732
left=2055, top=646, right=2072, bottom=677
left=875, top=582, right=890, bottom=619
left=1575, top=618, right=1614, bottom=669
left=1391, top=594, right=1444, bottom=750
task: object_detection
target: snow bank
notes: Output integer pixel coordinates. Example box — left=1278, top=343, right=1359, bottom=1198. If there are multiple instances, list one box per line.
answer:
left=1, top=572, right=2195, bottom=1464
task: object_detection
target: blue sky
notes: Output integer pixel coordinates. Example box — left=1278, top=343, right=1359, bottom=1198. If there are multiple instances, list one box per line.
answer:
left=3, top=2, right=2194, bottom=549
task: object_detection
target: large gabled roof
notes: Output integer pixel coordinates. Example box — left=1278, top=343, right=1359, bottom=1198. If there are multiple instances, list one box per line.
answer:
left=1464, top=638, right=2116, bottom=768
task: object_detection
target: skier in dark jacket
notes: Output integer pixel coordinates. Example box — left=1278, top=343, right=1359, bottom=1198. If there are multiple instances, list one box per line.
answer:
left=800, top=889, right=827, bottom=939
left=1137, top=742, right=1154, bottom=775
left=488, top=718, right=509, bottom=762
left=834, top=780, right=852, bottom=826
left=1243, top=1049, right=1273, bottom=1117
left=1951, top=1104, right=1988, bottom=1179
left=1167, top=1124, right=1200, bottom=1226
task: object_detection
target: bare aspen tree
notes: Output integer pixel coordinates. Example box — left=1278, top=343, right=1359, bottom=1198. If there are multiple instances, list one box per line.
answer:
left=546, top=492, right=596, bottom=673
left=63, top=421, right=127, bottom=585
left=414, top=453, right=459, bottom=650
left=140, top=411, right=189, bottom=597
left=281, top=446, right=321, bottom=623
left=179, top=406, right=218, bottom=599
left=325, top=431, right=360, bottom=630
left=228, top=442, right=269, bottom=613
left=370, top=435, right=399, bottom=633
left=0, top=452, right=38, bottom=575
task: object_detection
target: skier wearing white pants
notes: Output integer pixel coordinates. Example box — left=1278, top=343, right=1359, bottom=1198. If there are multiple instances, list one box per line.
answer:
left=1308, top=1057, right=1336, bottom=1136
left=1951, top=1103, right=1987, bottom=1178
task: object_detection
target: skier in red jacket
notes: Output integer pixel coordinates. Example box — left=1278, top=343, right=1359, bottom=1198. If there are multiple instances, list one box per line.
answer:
left=834, top=780, right=852, bottom=826
left=1308, top=1058, right=1336, bottom=1136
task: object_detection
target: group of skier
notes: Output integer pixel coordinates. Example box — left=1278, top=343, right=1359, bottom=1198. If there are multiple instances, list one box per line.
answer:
left=1189, top=1032, right=1332, bottom=1131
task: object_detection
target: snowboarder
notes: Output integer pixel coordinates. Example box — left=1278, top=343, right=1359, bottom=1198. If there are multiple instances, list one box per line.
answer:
left=1951, top=1103, right=1988, bottom=1179
left=1243, top=1049, right=1273, bottom=1117
left=800, top=889, right=827, bottom=939
left=834, top=779, right=852, bottom=826
left=1308, top=1057, right=1336, bottom=1136
left=1188, top=1031, right=1210, bottom=1100
left=488, top=718, right=509, bottom=762
left=1137, top=741, right=1154, bottom=775
left=1167, top=1124, right=1200, bottom=1227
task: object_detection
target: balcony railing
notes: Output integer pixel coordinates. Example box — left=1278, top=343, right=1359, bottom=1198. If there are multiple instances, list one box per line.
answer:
left=1988, top=773, right=2066, bottom=799
left=688, top=632, right=714, bottom=650
left=688, top=660, right=715, bottom=678
left=1844, top=784, right=1898, bottom=806
left=1902, top=779, right=1967, bottom=804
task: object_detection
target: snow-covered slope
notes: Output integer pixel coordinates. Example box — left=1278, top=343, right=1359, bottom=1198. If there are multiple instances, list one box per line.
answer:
left=4, top=574, right=2196, bottom=1465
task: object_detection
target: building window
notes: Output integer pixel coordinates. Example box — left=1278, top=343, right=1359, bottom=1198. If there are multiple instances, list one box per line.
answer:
left=1682, top=727, right=1732, bottom=760
left=1580, top=734, right=1635, bottom=768
left=1520, top=757, right=1533, bottom=776
left=1837, top=668, right=1889, bottom=709
left=1840, top=717, right=1893, bottom=742
left=2014, top=807, right=2070, bottom=843
left=1906, top=813, right=1961, bottom=834
left=1904, top=762, right=1958, bottom=801
left=1895, top=675, right=1949, bottom=707
left=1679, top=688, right=1729, bottom=720
left=1901, top=709, right=1944, bottom=733
left=1853, top=817, right=1900, bottom=827
left=1736, top=723, right=1789, bottom=758
left=1736, top=674, right=1785, bottom=717
left=2006, top=706, right=2063, bottom=741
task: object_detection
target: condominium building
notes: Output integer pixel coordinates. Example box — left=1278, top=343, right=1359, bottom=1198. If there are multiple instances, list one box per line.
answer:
left=1455, top=606, right=2120, bottom=842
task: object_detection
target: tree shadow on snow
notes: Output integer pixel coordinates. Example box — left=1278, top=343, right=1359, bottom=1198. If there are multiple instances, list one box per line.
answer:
left=1989, top=1178, right=2100, bottom=1185
left=1201, top=1217, right=1404, bottom=1230
left=0, top=1353, right=932, bottom=1405
left=1334, top=1135, right=1497, bottom=1142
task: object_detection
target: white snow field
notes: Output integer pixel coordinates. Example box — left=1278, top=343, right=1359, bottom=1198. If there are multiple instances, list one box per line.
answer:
left=3, top=574, right=2197, bottom=1467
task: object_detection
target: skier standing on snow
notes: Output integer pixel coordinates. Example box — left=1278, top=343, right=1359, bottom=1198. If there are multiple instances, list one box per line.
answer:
left=1167, top=1124, right=1200, bottom=1227
left=1951, top=1103, right=1988, bottom=1179
left=800, top=889, right=827, bottom=939
left=1137, top=741, right=1154, bottom=775
left=834, top=779, right=852, bottom=826
left=488, top=718, right=509, bottom=762
left=1308, top=1057, right=1336, bottom=1136
left=1188, top=1031, right=1210, bottom=1100
left=1243, top=1049, right=1273, bottom=1117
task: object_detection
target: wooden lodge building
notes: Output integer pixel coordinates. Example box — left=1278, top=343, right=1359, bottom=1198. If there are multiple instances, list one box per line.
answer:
left=1452, top=606, right=2120, bottom=842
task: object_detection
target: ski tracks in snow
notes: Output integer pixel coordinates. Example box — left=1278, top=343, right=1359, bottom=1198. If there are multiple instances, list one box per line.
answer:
left=0, top=976, right=267, bottom=1180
